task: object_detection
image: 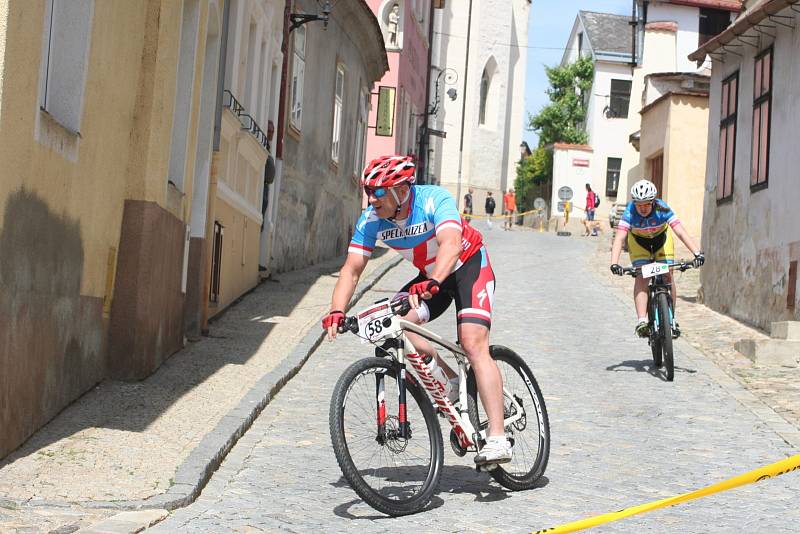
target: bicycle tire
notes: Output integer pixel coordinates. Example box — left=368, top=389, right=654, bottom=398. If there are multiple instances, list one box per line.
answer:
left=329, top=357, right=443, bottom=516
left=649, top=299, right=662, bottom=368
left=657, top=293, right=675, bottom=381
left=466, top=345, right=550, bottom=491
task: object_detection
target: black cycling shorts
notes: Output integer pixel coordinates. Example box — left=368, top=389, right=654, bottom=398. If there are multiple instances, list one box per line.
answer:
left=399, top=246, right=495, bottom=329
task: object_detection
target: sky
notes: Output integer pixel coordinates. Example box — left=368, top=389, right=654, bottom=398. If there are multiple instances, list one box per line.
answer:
left=523, top=0, right=633, bottom=148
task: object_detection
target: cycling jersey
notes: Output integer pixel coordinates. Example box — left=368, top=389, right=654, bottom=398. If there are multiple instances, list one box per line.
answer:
left=348, top=185, right=483, bottom=276
left=617, top=199, right=681, bottom=237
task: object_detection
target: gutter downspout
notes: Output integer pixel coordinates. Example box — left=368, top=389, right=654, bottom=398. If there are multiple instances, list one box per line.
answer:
left=420, top=0, right=436, bottom=183
left=455, top=0, right=474, bottom=208
left=201, top=0, right=231, bottom=334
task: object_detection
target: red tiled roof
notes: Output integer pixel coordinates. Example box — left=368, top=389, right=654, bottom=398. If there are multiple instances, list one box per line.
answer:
left=646, top=21, right=679, bottom=32
left=667, top=0, right=742, bottom=11
left=553, top=143, right=593, bottom=152
left=689, top=0, right=799, bottom=61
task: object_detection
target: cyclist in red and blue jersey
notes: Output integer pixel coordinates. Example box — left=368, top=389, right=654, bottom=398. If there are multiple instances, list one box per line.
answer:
left=322, top=155, right=511, bottom=466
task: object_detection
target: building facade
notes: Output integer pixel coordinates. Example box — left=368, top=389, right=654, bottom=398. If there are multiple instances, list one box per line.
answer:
left=0, top=0, right=217, bottom=457
left=269, top=0, right=388, bottom=272
left=691, top=0, right=800, bottom=329
left=364, top=0, right=432, bottom=172
left=428, top=0, right=531, bottom=213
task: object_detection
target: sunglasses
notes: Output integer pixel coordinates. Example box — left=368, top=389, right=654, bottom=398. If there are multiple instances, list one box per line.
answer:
left=364, top=187, right=388, bottom=198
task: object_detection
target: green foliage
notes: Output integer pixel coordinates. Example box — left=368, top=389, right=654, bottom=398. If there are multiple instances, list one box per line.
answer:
left=515, top=147, right=552, bottom=211
left=529, top=56, right=594, bottom=146
left=516, top=57, right=593, bottom=211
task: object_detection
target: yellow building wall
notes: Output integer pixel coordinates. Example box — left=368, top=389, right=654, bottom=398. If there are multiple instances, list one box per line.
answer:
left=211, top=197, right=262, bottom=314
left=0, top=0, right=188, bottom=299
left=639, top=93, right=708, bottom=241
left=664, top=95, right=709, bottom=240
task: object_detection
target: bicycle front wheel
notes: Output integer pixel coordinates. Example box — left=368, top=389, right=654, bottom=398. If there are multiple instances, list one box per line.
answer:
left=466, top=346, right=550, bottom=491
left=656, top=293, right=674, bottom=381
left=329, top=357, right=443, bottom=516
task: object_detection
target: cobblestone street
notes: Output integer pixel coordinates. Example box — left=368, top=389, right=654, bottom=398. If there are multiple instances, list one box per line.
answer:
left=149, top=230, right=800, bottom=533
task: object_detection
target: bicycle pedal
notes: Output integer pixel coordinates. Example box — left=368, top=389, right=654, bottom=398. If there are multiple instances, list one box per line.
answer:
left=476, top=463, right=499, bottom=473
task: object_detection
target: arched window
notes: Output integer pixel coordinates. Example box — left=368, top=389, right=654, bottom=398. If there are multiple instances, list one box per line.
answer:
left=479, top=68, right=490, bottom=125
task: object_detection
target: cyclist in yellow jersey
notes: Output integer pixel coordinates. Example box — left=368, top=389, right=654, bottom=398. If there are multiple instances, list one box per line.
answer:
left=610, top=180, right=705, bottom=337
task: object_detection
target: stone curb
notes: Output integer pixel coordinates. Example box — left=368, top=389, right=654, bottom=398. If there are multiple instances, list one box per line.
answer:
left=4, top=255, right=402, bottom=518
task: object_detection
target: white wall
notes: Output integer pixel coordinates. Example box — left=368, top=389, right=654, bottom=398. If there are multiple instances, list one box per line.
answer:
left=586, top=61, right=633, bottom=200
left=550, top=147, right=594, bottom=219
left=432, top=0, right=530, bottom=206
left=646, top=2, right=700, bottom=72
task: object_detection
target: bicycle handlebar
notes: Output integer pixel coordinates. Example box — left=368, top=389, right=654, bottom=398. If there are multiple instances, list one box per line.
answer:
left=619, top=260, right=696, bottom=278
left=337, top=297, right=413, bottom=335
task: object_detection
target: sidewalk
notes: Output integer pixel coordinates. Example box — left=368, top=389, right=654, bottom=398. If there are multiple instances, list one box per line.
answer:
left=589, top=236, right=800, bottom=447
left=0, top=247, right=401, bottom=533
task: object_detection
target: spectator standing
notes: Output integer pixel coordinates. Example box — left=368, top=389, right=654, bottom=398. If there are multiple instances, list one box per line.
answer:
left=585, top=183, right=598, bottom=236
left=463, top=188, right=474, bottom=222
left=502, top=188, right=517, bottom=231
left=484, top=191, right=496, bottom=229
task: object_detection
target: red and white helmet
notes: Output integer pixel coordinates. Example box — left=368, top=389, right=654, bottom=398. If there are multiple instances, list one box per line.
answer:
left=362, top=155, right=416, bottom=188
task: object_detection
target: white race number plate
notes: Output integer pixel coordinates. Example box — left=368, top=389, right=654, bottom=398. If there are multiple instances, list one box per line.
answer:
left=641, top=262, right=670, bottom=279
left=356, top=300, right=394, bottom=342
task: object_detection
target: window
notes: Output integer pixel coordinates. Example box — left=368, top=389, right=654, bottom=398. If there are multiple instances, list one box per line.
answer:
left=577, top=32, right=583, bottom=57
left=353, top=88, right=368, bottom=176
left=605, top=157, right=622, bottom=197
left=699, top=8, right=731, bottom=48
left=479, top=69, right=490, bottom=125
left=168, top=0, right=200, bottom=190
left=290, top=25, right=306, bottom=129
left=751, top=47, right=772, bottom=189
left=331, top=64, right=345, bottom=162
left=717, top=72, right=738, bottom=200
left=608, top=80, right=632, bottom=119
left=38, top=0, right=94, bottom=133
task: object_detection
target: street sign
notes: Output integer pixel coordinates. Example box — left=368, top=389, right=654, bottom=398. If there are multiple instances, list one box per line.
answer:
left=428, top=128, right=447, bottom=138
left=558, top=186, right=573, bottom=201
left=557, top=201, right=566, bottom=212
left=572, top=158, right=590, bottom=167
left=375, top=86, right=396, bottom=136
left=533, top=197, right=546, bottom=210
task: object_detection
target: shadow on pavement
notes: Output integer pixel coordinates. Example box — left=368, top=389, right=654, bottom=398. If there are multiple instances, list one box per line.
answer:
left=605, top=359, right=697, bottom=381
left=331, top=467, right=549, bottom=519
left=1, top=249, right=390, bottom=467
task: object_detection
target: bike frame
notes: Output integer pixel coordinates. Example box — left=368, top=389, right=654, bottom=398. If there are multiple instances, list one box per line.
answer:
left=372, top=317, right=525, bottom=452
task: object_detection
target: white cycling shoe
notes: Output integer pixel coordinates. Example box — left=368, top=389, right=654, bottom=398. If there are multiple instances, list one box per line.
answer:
left=474, top=437, right=512, bottom=466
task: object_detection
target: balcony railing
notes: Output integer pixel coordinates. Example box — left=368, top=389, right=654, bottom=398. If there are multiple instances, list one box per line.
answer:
left=223, top=90, right=269, bottom=151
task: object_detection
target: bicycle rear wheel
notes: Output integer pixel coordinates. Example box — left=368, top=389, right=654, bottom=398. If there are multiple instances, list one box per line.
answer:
left=656, top=293, right=674, bottom=381
left=466, top=346, right=550, bottom=491
left=329, top=357, right=443, bottom=516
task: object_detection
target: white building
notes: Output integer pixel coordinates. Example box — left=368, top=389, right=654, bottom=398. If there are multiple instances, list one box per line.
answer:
left=427, top=0, right=531, bottom=212
left=691, top=0, right=800, bottom=330
left=554, top=2, right=738, bottom=221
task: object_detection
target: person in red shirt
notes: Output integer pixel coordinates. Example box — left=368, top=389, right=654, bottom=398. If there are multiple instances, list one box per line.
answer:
left=502, top=188, right=517, bottom=231
left=585, top=183, right=598, bottom=236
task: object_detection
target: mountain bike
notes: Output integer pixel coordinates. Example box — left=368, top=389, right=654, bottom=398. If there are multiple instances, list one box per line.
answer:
left=619, top=260, right=698, bottom=381
left=329, top=297, right=550, bottom=516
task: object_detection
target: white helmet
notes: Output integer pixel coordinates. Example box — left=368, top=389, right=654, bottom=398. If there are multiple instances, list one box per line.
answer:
left=631, top=179, right=658, bottom=202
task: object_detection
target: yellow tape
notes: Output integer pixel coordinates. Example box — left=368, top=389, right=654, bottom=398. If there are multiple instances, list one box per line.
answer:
left=533, top=454, right=800, bottom=534
left=464, top=208, right=545, bottom=220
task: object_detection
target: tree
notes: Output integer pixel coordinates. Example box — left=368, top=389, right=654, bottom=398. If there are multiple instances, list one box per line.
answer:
left=516, top=56, right=593, bottom=211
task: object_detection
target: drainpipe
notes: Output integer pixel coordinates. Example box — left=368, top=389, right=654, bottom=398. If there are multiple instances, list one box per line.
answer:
left=276, top=1, right=291, bottom=161
left=455, top=0, right=473, bottom=208
left=420, top=0, right=436, bottom=183
left=201, top=0, right=231, bottom=334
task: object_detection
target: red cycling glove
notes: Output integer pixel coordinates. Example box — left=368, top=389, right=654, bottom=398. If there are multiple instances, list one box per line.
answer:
left=322, top=310, right=345, bottom=330
left=408, top=278, right=440, bottom=297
